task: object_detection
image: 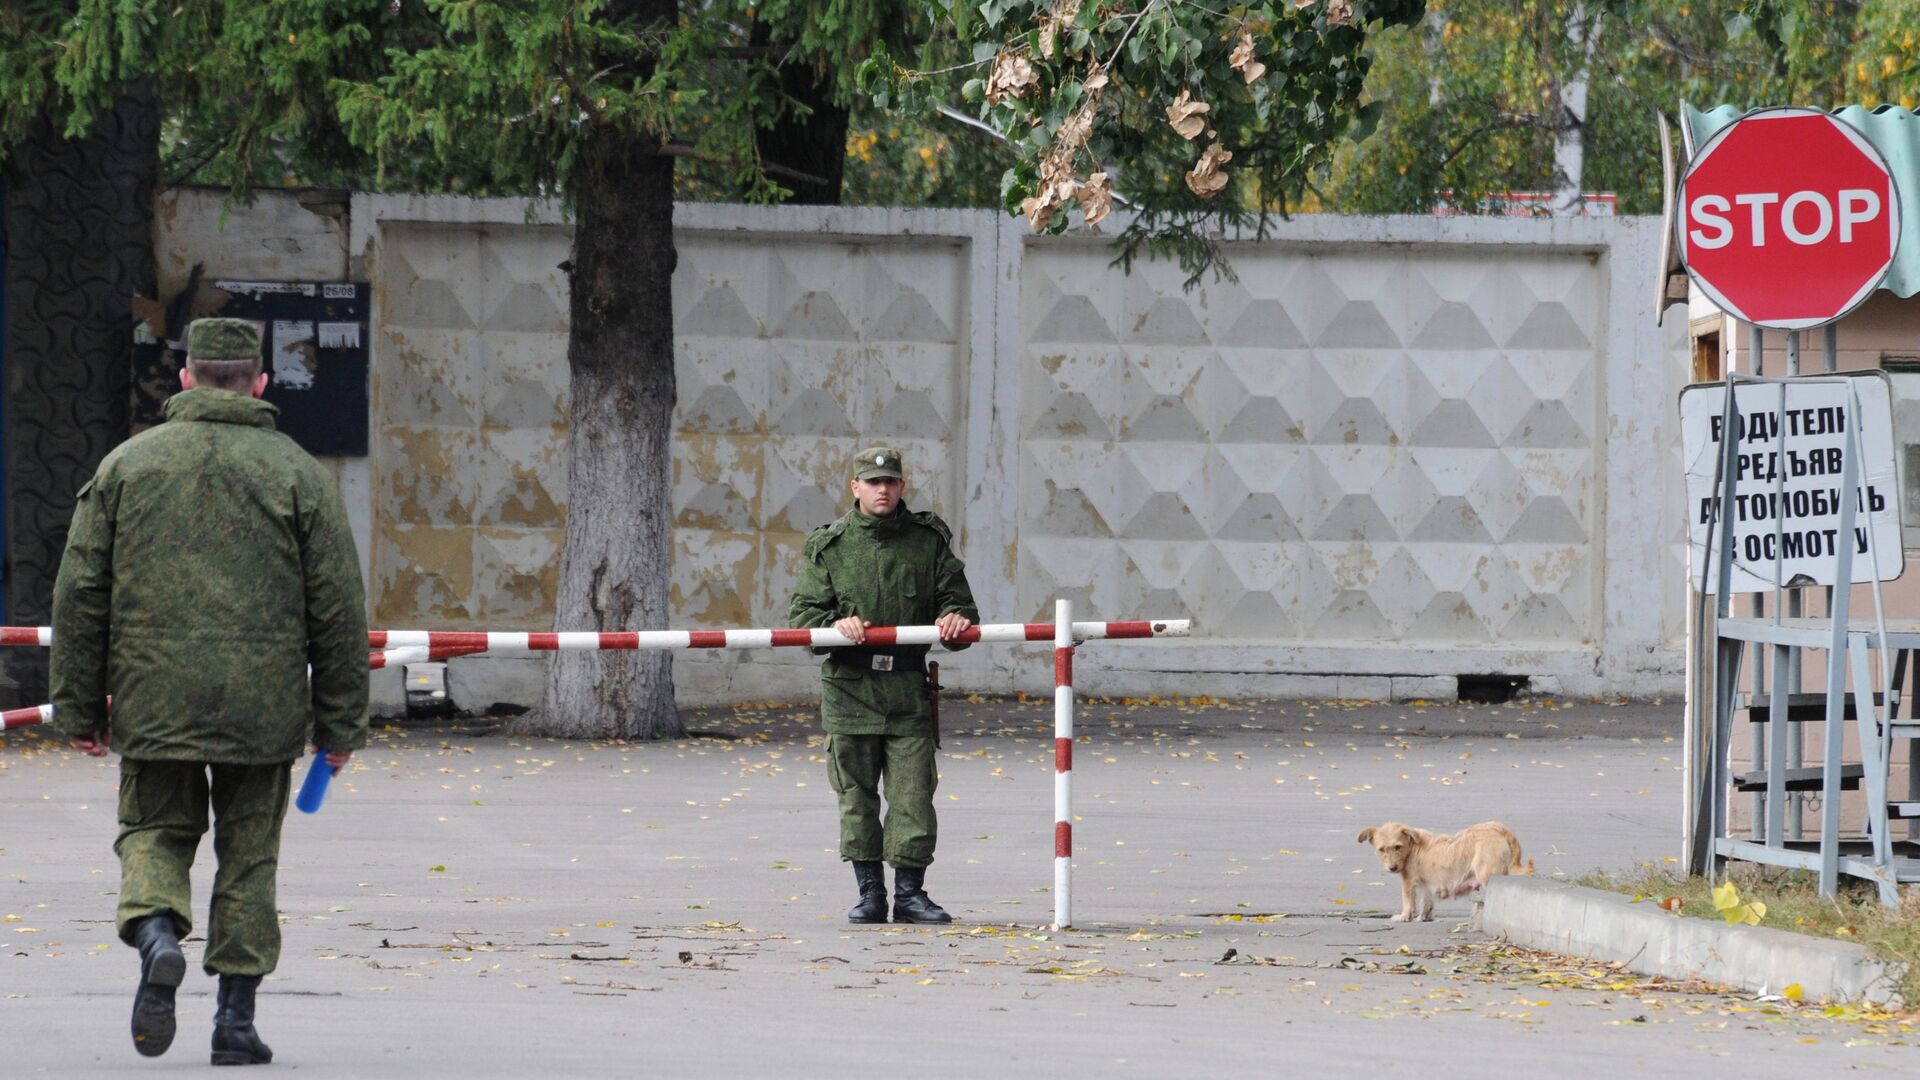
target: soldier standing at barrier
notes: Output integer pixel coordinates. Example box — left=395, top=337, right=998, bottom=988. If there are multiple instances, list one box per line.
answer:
left=789, top=446, right=978, bottom=924
left=50, top=318, right=368, bottom=1065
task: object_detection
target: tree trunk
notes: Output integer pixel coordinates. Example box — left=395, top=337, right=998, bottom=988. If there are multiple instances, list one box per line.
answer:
left=530, top=14, right=681, bottom=740
left=1550, top=6, right=1599, bottom=216
left=0, top=81, right=156, bottom=708
left=1423, top=8, right=1447, bottom=107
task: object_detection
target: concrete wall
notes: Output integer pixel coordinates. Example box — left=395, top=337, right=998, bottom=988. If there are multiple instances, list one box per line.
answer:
left=156, top=192, right=1692, bottom=710
left=154, top=189, right=373, bottom=590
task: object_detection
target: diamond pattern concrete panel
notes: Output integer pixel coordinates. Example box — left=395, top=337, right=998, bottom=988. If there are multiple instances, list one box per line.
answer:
left=374, top=225, right=971, bottom=632
left=1018, top=242, right=1602, bottom=648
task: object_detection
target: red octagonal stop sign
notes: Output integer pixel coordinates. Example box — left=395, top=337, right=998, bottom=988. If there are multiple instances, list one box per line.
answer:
left=1679, top=107, right=1900, bottom=330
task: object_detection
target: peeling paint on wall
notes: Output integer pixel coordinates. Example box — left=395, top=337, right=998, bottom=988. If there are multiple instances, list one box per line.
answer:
left=371, top=225, right=970, bottom=634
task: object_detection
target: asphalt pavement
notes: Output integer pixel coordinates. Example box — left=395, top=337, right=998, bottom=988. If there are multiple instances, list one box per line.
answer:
left=4, top=696, right=1913, bottom=1076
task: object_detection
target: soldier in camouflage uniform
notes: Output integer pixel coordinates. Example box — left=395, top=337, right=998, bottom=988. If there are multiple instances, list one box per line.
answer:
left=51, top=318, right=368, bottom=1065
left=789, top=446, right=979, bottom=924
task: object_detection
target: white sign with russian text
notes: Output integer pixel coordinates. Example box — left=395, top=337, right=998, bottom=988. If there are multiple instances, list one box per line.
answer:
left=1681, top=372, right=1903, bottom=593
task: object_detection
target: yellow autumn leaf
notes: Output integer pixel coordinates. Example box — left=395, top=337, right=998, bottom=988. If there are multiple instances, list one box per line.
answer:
left=1710, top=880, right=1740, bottom=911
left=1784, top=983, right=1803, bottom=1001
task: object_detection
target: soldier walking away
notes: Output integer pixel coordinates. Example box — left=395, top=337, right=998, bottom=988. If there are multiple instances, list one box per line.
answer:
left=789, top=446, right=979, bottom=924
left=50, top=318, right=369, bottom=1064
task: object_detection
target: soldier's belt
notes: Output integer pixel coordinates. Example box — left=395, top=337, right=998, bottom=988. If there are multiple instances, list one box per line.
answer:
left=826, top=648, right=927, bottom=674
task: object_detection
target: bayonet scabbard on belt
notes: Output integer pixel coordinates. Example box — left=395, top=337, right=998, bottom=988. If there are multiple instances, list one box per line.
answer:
left=928, top=661, right=941, bottom=749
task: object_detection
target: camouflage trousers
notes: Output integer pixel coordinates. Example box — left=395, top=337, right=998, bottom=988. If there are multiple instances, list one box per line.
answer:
left=114, top=759, right=292, bottom=976
left=826, top=733, right=938, bottom=868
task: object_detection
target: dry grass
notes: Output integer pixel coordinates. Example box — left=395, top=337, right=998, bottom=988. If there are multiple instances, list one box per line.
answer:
left=1578, top=863, right=1920, bottom=1006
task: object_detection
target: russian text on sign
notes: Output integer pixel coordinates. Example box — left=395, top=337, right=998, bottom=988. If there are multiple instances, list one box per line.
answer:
left=1680, top=372, right=1902, bottom=593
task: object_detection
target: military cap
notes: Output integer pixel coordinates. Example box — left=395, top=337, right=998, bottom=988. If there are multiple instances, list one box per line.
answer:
left=851, top=446, right=904, bottom=481
left=186, top=318, right=261, bottom=360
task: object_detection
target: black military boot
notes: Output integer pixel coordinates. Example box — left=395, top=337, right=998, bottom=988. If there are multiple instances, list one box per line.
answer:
left=210, top=974, right=273, bottom=1066
left=131, top=915, right=187, bottom=1057
left=848, top=860, right=889, bottom=923
left=891, top=866, right=952, bottom=924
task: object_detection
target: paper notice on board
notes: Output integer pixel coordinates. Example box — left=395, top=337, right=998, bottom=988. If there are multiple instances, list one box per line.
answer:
left=272, top=320, right=317, bottom=390
left=317, top=321, right=361, bottom=349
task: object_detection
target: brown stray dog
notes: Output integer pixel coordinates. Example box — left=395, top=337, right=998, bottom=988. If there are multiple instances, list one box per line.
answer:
left=1356, top=821, right=1534, bottom=922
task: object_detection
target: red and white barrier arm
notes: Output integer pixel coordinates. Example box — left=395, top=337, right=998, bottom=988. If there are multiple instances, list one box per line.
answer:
left=368, top=645, right=487, bottom=669
left=13, top=649, right=468, bottom=723
left=368, top=619, right=1188, bottom=659
left=9, top=620, right=1191, bottom=661
left=1, top=703, right=54, bottom=730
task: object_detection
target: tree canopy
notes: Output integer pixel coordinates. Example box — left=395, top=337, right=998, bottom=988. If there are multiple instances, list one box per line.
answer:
left=1324, top=1, right=1920, bottom=217
left=860, top=1, right=1428, bottom=281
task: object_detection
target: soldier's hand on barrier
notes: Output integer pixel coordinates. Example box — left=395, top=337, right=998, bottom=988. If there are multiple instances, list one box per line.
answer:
left=325, top=749, right=353, bottom=776
left=834, top=616, right=870, bottom=644
left=69, top=731, right=111, bottom=757
left=936, top=612, right=973, bottom=643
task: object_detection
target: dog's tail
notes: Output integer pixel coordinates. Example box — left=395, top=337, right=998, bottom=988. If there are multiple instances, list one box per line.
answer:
left=1508, top=833, right=1533, bottom=876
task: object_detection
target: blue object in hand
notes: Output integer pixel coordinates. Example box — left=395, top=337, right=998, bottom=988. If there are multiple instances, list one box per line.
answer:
left=296, top=751, right=333, bottom=814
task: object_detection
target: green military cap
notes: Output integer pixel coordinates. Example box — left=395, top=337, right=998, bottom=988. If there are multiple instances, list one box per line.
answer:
left=186, top=318, right=261, bottom=360
left=851, top=445, right=904, bottom=481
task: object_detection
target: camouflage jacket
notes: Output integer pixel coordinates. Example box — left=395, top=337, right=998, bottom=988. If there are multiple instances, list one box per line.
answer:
left=787, top=504, right=979, bottom=735
left=50, top=389, right=369, bottom=763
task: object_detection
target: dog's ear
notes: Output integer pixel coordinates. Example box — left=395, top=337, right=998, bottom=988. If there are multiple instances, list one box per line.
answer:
left=1356, top=827, right=1375, bottom=844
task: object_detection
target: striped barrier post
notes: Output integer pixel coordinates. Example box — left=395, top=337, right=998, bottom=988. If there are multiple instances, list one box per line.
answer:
left=1054, top=598, right=1075, bottom=930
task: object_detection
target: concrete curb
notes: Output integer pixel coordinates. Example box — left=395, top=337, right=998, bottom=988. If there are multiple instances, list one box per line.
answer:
left=1476, top=877, right=1903, bottom=1006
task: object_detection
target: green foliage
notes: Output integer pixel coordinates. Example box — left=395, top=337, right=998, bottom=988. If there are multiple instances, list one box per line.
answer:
left=331, top=1, right=703, bottom=198
left=859, top=1, right=1429, bottom=284
left=668, top=1, right=920, bottom=203
left=0, top=1, right=920, bottom=205
left=4, top=2, right=438, bottom=190
left=839, top=104, right=1011, bottom=209
left=0, top=2, right=82, bottom=152
left=1829, top=0, right=1920, bottom=109
left=1324, top=1, right=1920, bottom=219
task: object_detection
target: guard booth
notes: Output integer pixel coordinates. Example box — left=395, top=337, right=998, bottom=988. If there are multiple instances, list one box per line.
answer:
left=1668, top=104, right=1920, bottom=904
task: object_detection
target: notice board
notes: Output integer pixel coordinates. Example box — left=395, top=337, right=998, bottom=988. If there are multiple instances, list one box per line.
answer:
left=207, top=280, right=370, bottom=457
left=133, top=279, right=371, bottom=456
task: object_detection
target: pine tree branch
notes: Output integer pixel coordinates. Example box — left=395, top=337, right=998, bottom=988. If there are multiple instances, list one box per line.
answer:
left=657, top=141, right=830, bottom=188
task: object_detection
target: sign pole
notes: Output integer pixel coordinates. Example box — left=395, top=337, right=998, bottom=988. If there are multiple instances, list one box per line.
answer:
left=1747, top=324, right=1767, bottom=837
